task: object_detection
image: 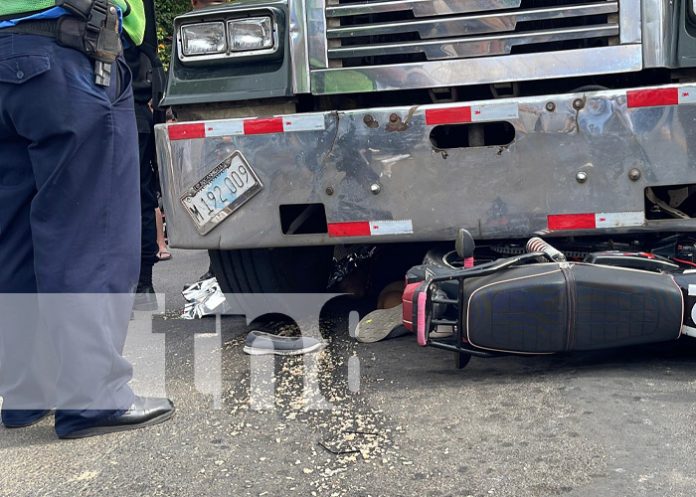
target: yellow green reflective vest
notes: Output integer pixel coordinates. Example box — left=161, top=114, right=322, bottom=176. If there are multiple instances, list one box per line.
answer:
left=0, top=1, right=146, bottom=46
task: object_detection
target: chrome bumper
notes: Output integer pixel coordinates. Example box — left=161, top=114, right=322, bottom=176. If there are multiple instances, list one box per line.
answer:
left=155, top=84, right=696, bottom=250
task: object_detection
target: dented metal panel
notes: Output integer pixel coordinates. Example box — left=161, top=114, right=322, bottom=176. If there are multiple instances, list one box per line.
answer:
left=155, top=85, right=696, bottom=249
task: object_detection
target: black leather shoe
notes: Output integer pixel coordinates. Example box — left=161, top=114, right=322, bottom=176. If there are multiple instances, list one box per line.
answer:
left=1, top=409, right=51, bottom=428
left=56, top=397, right=174, bottom=439
left=133, top=284, right=158, bottom=311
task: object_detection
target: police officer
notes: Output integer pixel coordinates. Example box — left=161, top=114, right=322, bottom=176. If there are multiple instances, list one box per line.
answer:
left=0, top=1, right=174, bottom=438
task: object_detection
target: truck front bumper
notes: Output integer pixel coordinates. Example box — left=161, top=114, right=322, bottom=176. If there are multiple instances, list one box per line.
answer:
left=155, top=84, right=696, bottom=250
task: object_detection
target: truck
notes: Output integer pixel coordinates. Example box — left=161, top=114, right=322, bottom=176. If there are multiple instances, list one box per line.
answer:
left=154, top=0, right=696, bottom=295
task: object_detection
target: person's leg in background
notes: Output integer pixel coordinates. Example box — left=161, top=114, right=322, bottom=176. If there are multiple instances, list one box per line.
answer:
left=155, top=207, right=171, bottom=261
left=134, top=129, right=160, bottom=311
left=124, top=40, right=167, bottom=310
left=152, top=125, right=171, bottom=262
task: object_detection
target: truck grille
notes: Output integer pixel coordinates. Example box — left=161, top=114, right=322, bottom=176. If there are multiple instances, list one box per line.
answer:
left=325, top=0, right=620, bottom=67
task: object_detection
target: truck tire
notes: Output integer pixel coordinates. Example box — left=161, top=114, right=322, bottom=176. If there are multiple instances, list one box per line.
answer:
left=209, top=247, right=333, bottom=293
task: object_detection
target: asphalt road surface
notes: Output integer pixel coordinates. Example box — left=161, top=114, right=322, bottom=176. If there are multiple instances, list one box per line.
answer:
left=2, top=249, right=696, bottom=497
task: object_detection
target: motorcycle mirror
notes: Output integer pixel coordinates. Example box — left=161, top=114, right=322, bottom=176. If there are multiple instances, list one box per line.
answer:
left=455, top=229, right=475, bottom=259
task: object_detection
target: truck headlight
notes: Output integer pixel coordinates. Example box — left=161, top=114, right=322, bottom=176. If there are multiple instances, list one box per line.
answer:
left=181, top=22, right=227, bottom=56
left=228, top=17, right=275, bottom=53
left=177, top=11, right=281, bottom=63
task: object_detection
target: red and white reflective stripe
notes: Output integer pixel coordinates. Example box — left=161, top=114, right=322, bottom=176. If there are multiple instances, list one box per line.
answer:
left=168, top=113, right=326, bottom=140
left=283, top=114, right=327, bottom=132
left=627, top=86, right=696, bottom=108
left=244, top=117, right=283, bottom=135
left=425, top=102, right=518, bottom=125
left=167, top=123, right=206, bottom=140
left=679, top=86, right=696, bottom=104
left=327, top=219, right=414, bottom=238
left=547, top=211, right=644, bottom=231
left=205, top=121, right=244, bottom=137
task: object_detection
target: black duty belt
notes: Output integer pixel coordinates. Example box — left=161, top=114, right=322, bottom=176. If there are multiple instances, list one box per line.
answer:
left=2, top=20, right=60, bottom=38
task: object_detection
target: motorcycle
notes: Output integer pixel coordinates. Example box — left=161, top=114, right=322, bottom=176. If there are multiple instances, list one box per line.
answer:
left=403, top=231, right=696, bottom=369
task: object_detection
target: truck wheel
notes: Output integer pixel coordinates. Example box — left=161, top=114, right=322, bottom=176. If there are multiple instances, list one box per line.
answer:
left=209, top=247, right=333, bottom=293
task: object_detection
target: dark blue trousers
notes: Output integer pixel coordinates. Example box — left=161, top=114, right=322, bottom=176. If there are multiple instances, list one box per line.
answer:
left=0, top=34, right=140, bottom=426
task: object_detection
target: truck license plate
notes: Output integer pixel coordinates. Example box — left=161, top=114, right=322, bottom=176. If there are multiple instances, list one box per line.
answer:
left=180, top=151, right=263, bottom=235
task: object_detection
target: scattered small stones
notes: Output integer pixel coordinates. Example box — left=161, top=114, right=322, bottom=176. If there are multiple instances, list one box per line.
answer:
left=215, top=316, right=400, bottom=493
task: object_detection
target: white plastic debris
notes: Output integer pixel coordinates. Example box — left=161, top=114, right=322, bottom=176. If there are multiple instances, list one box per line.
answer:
left=181, top=276, right=231, bottom=319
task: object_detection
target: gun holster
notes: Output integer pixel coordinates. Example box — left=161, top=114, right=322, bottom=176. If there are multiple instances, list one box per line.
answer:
left=56, top=0, right=122, bottom=64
